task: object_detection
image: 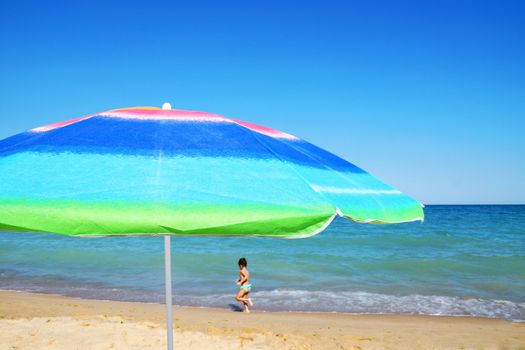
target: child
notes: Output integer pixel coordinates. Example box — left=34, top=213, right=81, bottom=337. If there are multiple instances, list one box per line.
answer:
left=235, top=257, right=253, bottom=312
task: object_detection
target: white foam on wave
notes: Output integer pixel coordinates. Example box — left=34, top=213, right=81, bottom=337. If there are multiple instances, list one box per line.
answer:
left=177, top=289, right=525, bottom=322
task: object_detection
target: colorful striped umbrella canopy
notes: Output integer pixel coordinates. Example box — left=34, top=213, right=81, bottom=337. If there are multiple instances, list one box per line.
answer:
left=0, top=104, right=423, bottom=237
left=0, top=104, right=423, bottom=349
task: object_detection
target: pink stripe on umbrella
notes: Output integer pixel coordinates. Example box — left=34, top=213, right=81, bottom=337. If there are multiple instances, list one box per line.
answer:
left=233, top=119, right=298, bottom=140
left=100, top=108, right=228, bottom=122
left=31, top=115, right=94, bottom=133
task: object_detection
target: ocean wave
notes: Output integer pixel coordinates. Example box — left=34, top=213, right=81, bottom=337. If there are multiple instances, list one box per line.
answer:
left=180, top=289, right=525, bottom=322
left=3, top=273, right=522, bottom=322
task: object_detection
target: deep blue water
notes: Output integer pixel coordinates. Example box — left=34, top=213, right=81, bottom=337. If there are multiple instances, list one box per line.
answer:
left=1, top=205, right=524, bottom=321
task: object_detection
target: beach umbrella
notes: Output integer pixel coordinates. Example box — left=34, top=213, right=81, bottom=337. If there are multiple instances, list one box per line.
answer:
left=0, top=104, right=424, bottom=349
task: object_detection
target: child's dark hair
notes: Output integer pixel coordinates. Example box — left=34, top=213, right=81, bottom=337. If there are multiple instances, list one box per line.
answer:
left=238, top=257, right=247, bottom=267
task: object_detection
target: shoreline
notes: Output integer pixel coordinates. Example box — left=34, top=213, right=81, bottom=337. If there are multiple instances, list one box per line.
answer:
left=2, top=287, right=523, bottom=322
left=1, top=290, right=524, bottom=349
left=1, top=287, right=522, bottom=322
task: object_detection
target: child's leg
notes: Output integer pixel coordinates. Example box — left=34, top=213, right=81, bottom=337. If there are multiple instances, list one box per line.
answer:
left=245, top=291, right=253, bottom=306
left=236, top=289, right=249, bottom=303
left=236, top=290, right=250, bottom=312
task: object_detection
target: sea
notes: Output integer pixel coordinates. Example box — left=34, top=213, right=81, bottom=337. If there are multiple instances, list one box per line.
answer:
left=1, top=205, right=524, bottom=321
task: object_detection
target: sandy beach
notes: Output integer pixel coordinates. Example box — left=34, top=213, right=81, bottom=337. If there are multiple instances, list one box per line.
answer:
left=0, top=291, right=523, bottom=349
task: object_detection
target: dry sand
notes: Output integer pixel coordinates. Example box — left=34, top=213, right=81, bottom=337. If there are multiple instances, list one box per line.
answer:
left=0, top=290, right=524, bottom=349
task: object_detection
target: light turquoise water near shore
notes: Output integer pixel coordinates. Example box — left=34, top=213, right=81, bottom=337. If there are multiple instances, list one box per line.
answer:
left=1, top=205, right=524, bottom=320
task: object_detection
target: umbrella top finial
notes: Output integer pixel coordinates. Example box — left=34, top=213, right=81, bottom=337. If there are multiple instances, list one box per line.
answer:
left=162, top=102, right=172, bottom=110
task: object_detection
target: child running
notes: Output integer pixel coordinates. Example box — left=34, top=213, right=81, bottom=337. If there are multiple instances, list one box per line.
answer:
left=235, top=257, right=253, bottom=312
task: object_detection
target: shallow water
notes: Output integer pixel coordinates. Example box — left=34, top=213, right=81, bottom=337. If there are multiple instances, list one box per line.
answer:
left=1, top=205, right=524, bottom=321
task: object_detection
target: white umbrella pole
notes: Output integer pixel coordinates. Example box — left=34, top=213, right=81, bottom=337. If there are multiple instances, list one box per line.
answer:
left=164, top=235, right=174, bottom=350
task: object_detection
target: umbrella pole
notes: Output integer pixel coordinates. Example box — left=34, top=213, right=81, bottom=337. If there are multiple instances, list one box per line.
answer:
left=164, top=235, right=174, bottom=350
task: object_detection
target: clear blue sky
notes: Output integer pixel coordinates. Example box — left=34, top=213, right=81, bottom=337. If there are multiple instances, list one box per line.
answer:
left=1, top=0, right=524, bottom=204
